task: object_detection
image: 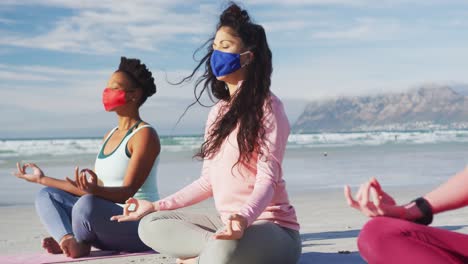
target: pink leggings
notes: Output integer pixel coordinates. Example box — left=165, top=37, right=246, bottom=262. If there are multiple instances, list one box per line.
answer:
left=358, top=217, right=468, bottom=264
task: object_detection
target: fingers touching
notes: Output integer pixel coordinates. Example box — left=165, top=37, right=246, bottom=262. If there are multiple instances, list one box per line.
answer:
left=344, top=179, right=384, bottom=217
left=16, top=162, right=24, bottom=174
left=110, top=198, right=140, bottom=222
left=213, top=214, right=246, bottom=240
left=344, top=185, right=359, bottom=209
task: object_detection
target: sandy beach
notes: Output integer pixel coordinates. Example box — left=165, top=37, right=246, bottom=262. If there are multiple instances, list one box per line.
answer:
left=1, top=141, right=468, bottom=263
left=2, top=185, right=468, bottom=264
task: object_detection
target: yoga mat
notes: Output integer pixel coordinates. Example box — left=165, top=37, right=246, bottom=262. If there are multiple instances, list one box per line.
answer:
left=0, top=250, right=156, bottom=264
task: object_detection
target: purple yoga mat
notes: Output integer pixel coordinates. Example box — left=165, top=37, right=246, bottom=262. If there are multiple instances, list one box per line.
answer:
left=0, top=250, right=156, bottom=264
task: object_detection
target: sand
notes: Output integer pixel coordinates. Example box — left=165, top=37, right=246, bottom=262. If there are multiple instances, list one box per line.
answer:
left=2, top=186, right=468, bottom=263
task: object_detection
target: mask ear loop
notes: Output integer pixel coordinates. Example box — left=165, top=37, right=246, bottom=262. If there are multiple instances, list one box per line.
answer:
left=240, top=51, right=252, bottom=68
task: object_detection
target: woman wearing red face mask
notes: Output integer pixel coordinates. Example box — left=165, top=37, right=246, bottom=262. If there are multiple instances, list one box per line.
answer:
left=13, top=57, right=160, bottom=258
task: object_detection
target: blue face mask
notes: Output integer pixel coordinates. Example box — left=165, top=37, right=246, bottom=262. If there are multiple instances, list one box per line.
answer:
left=210, top=50, right=250, bottom=77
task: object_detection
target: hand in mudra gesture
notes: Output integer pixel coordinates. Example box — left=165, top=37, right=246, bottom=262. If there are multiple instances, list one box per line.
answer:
left=345, top=177, right=406, bottom=218
left=213, top=214, right=248, bottom=240
left=111, top=197, right=157, bottom=222
left=14, top=162, right=44, bottom=183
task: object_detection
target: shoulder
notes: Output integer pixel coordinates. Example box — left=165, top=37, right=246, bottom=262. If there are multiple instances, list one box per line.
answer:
left=130, top=123, right=160, bottom=145
left=268, top=93, right=285, bottom=111
left=210, top=100, right=226, bottom=115
left=102, top=127, right=117, bottom=141
left=263, top=93, right=290, bottom=133
left=207, top=100, right=227, bottom=123
left=265, top=93, right=287, bottom=120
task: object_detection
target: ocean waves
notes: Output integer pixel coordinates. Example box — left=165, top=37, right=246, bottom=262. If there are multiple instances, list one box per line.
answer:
left=0, top=138, right=101, bottom=158
left=288, top=130, right=468, bottom=148
left=1, top=130, right=468, bottom=159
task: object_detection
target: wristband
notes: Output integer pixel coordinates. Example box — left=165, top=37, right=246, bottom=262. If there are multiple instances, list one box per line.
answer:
left=412, top=197, right=433, bottom=225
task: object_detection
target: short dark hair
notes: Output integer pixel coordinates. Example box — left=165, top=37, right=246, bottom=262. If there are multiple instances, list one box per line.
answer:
left=116, top=56, right=157, bottom=105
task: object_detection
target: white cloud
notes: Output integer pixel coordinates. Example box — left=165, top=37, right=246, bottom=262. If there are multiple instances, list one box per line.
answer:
left=2, top=0, right=463, bottom=54
left=271, top=45, right=468, bottom=100
left=245, top=0, right=369, bottom=6
left=0, top=64, right=108, bottom=76
left=311, top=18, right=401, bottom=40
left=0, top=64, right=109, bottom=85
left=0, top=1, right=218, bottom=54
left=0, top=0, right=175, bottom=11
left=447, top=18, right=468, bottom=27
left=0, top=61, right=210, bottom=137
left=263, top=20, right=309, bottom=33
left=0, top=70, right=53, bottom=81
left=0, top=62, right=203, bottom=117
left=246, top=0, right=468, bottom=7
left=0, top=17, right=15, bottom=24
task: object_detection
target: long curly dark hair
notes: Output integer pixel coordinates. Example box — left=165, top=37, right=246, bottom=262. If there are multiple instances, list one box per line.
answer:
left=180, top=2, right=273, bottom=166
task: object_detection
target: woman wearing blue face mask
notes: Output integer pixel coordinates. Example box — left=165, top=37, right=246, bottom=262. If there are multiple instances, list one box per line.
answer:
left=13, top=57, right=160, bottom=258
left=112, top=3, right=302, bottom=264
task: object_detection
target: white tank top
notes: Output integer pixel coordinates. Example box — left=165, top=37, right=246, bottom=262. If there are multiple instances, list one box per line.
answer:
left=94, top=124, right=159, bottom=202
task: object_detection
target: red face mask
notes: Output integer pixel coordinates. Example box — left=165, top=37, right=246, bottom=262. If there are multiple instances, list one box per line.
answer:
left=102, top=88, right=127, bottom=111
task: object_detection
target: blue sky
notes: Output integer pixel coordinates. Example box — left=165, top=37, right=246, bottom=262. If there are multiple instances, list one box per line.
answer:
left=1, top=0, right=468, bottom=138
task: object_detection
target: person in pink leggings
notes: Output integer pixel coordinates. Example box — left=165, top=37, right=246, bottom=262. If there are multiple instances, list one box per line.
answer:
left=345, top=169, right=468, bottom=264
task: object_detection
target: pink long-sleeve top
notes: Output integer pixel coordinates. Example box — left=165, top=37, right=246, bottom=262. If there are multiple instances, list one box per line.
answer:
left=158, top=93, right=300, bottom=231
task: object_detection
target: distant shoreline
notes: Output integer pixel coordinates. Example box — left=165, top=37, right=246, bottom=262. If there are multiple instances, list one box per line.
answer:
left=0, top=134, right=204, bottom=141
left=3, top=128, right=468, bottom=141
left=294, top=127, right=468, bottom=134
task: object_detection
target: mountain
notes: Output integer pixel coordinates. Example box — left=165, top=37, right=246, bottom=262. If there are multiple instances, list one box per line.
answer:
left=293, top=85, right=468, bottom=133
left=451, top=83, right=468, bottom=96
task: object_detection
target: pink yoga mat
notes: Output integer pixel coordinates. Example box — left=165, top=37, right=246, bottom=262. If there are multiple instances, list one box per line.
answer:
left=0, top=250, right=156, bottom=264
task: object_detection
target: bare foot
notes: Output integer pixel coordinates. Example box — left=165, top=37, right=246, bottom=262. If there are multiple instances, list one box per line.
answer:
left=176, top=256, right=199, bottom=264
left=59, top=234, right=91, bottom=258
left=42, top=237, right=63, bottom=254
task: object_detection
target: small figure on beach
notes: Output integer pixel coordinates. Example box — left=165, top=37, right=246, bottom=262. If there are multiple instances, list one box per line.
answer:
left=111, top=3, right=302, bottom=264
left=345, top=167, right=468, bottom=263
left=13, top=57, right=160, bottom=258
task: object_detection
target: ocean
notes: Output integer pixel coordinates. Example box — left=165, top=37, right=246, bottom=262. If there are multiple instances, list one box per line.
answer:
left=1, top=130, right=468, bottom=206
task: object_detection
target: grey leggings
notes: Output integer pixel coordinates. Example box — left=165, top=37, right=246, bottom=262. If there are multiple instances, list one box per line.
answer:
left=138, top=211, right=302, bottom=264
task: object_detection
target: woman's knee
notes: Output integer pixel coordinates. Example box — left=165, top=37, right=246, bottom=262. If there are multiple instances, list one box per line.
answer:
left=72, top=194, right=101, bottom=222
left=138, top=211, right=177, bottom=246
left=359, top=217, right=391, bottom=243
left=138, top=211, right=209, bottom=255
left=199, top=239, right=238, bottom=264
left=358, top=217, right=406, bottom=257
left=35, top=187, right=61, bottom=207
